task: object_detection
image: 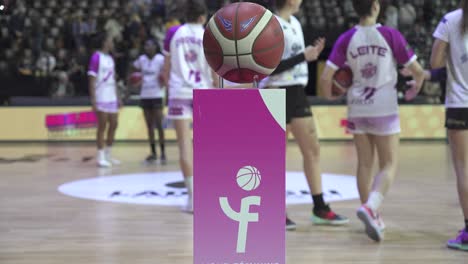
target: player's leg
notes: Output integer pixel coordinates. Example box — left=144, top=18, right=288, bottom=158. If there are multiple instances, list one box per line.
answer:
left=105, top=112, right=120, bottom=165
left=174, top=118, right=193, bottom=212
left=142, top=101, right=157, bottom=163
left=357, top=133, right=399, bottom=242
left=353, top=132, right=376, bottom=204
left=168, top=98, right=194, bottom=212
left=154, top=99, right=166, bottom=163
left=447, top=128, right=468, bottom=251
left=96, top=111, right=111, bottom=167
left=288, top=86, right=349, bottom=225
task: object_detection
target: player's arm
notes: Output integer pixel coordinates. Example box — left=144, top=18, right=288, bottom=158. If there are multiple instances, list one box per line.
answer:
left=271, top=38, right=325, bottom=75
left=404, top=61, right=425, bottom=101
left=431, top=39, right=448, bottom=69
left=400, top=67, right=447, bottom=82
left=87, top=53, right=99, bottom=112
left=88, top=75, right=97, bottom=112
left=319, top=65, right=338, bottom=100
left=161, top=54, right=171, bottom=89
left=320, top=35, right=345, bottom=100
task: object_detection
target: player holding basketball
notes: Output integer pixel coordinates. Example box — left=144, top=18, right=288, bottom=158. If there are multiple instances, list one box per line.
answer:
left=320, top=0, right=425, bottom=241
left=88, top=32, right=122, bottom=168
left=162, top=0, right=218, bottom=213
left=132, top=39, right=167, bottom=164
left=431, top=0, right=468, bottom=251
left=262, top=0, right=349, bottom=229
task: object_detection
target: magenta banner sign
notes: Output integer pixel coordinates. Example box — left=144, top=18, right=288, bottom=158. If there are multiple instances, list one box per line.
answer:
left=194, top=89, right=286, bottom=264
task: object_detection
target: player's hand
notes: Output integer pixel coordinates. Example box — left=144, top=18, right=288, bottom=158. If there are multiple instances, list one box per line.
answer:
left=304, top=38, right=325, bottom=62
left=399, top=67, right=412, bottom=77
left=118, top=99, right=124, bottom=109
left=404, top=80, right=420, bottom=101
left=400, top=68, right=431, bottom=81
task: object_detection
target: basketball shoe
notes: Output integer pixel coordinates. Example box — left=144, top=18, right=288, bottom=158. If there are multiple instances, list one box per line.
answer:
left=447, top=229, right=468, bottom=251
left=357, top=205, right=384, bottom=242
left=286, top=217, right=297, bottom=231
left=311, top=205, right=350, bottom=226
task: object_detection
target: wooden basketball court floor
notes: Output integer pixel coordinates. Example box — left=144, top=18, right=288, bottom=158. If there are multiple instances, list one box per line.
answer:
left=0, top=141, right=467, bottom=264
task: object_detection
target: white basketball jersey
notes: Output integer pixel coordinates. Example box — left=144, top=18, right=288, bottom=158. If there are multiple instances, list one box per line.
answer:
left=133, top=54, right=165, bottom=99
left=327, top=24, right=416, bottom=118
left=87, top=51, right=117, bottom=103
left=262, top=15, right=308, bottom=87
left=433, top=9, right=468, bottom=108
left=163, top=24, right=213, bottom=99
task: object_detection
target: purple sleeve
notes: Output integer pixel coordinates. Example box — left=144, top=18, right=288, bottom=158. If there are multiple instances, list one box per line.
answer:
left=378, top=26, right=416, bottom=66
left=163, top=25, right=181, bottom=54
left=87, top=52, right=100, bottom=77
left=327, top=28, right=357, bottom=69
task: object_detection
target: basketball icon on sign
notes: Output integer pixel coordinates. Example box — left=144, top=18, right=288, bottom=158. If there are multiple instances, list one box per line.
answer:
left=236, top=166, right=261, bottom=191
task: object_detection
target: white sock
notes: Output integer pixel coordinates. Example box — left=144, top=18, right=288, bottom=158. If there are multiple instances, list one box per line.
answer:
left=97, top=149, right=106, bottom=160
left=185, top=176, right=193, bottom=196
left=105, top=146, right=112, bottom=156
left=366, top=192, right=384, bottom=212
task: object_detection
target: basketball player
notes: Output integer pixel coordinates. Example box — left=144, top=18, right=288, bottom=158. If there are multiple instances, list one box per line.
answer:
left=88, top=32, right=122, bottom=168
left=431, top=0, right=468, bottom=251
left=262, top=0, right=349, bottom=230
left=320, top=0, right=425, bottom=242
left=162, top=0, right=218, bottom=213
left=132, top=39, right=167, bottom=164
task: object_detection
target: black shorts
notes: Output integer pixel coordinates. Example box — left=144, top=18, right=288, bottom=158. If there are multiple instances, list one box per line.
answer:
left=446, top=108, right=468, bottom=130
left=282, top=85, right=312, bottom=124
left=140, top=98, right=163, bottom=109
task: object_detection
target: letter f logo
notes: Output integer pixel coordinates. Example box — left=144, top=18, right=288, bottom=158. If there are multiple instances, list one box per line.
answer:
left=219, top=166, right=262, bottom=253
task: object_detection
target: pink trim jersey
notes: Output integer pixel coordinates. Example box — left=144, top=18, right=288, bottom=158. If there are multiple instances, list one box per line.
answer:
left=433, top=9, right=468, bottom=108
left=133, top=54, right=165, bottom=99
left=87, top=51, right=118, bottom=104
left=327, top=24, right=416, bottom=117
left=164, top=24, right=212, bottom=99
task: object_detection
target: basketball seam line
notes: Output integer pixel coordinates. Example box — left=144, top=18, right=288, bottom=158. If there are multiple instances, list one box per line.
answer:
left=234, top=3, right=240, bottom=72
left=252, top=15, right=278, bottom=68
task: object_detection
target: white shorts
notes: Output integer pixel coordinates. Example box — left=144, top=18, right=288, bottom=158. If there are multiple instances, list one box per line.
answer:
left=167, top=99, right=193, bottom=120
left=347, top=114, right=400, bottom=136
left=96, top=101, right=119, bottom=114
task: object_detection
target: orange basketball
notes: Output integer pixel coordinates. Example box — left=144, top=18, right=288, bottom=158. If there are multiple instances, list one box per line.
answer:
left=129, top=72, right=143, bottom=87
left=332, top=66, right=353, bottom=96
left=203, top=2, right=284, bottom=83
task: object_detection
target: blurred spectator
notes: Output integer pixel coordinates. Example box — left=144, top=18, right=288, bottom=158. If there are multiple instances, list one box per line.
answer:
left=29, top=10, right=43, bottom=59
left=71, top=12, right=85, bottom=48
left=9, top=4, right=25, bottom=40
left=68, top=46, right=89, bottom=96
left=105, top=13, right=124, bottom=42
left=52, top=49, right=74, bottom=97
left=36, top=50, right=56, bottom=77
left=385, top=3, right=399, bottom=29
left=149, top=16, right=165, bottom=48
left=17, top=49, right=34, bottom=77
left=399, top=3, right=416, bottom=29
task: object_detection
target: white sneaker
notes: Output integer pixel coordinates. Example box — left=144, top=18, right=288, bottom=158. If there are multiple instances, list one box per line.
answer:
left=376, top=213, right=386, bottom=231
left=97, top=158, right=112, bottom=168
left=357, top=205, right=384, bottom=242
left=107, top=157, right=121, bottom=165
left=105, top=148, right=121, bottom=165
left=182, top=196, right=193, bottom=214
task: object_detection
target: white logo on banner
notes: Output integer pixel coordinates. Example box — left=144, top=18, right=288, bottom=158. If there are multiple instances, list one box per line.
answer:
left=58, top=171, right=359, bottom=206
left=221, top=166, right=262, bottom=253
